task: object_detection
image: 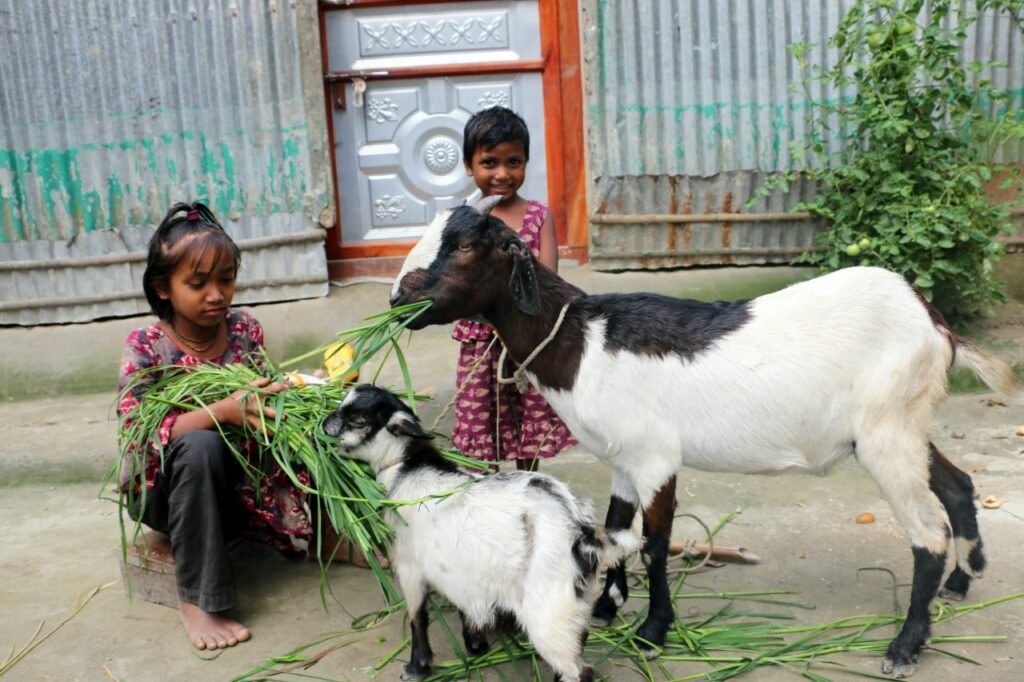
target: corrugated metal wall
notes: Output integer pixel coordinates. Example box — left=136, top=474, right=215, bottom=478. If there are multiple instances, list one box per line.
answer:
left=583, top=0, right=1024, bottom=270
left=0, top=0, right=333, bottom=325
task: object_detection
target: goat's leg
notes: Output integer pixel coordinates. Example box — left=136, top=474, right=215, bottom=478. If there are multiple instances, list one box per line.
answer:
left=593, top=468, right=638, bottom=623
left=635, top=475, right=677, bottom=657
left=882, top=544, right=947, bottom=678
left=458, top=610, right=490, bottom=656
left=928, top=443, right=986, bottom=600
left=400, top=572, right=433, bottom=680
left=860, top=436, right=950, bottom=678
left=523, top=606, right=591, bottom=682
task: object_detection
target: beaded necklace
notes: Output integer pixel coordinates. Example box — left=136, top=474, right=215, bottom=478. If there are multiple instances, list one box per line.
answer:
left=169, top=321, right=221, bottom=354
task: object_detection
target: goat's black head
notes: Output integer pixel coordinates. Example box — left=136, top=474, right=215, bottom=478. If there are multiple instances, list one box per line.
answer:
left=389, top=195, right=540, bottom=328
left=323, top=384, right=432, bottom=467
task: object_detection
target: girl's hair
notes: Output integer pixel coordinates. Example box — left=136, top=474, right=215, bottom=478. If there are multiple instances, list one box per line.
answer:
left=462, top=106, right=530, bottom=163
left=143, top=201, right=241, bottom=322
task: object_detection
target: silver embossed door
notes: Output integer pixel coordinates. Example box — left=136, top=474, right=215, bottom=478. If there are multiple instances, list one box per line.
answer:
left=325, top=1, right=547, bottom=246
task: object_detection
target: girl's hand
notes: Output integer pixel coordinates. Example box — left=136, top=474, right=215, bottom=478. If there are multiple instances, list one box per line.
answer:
left=218, top=377, right=289, bottom=432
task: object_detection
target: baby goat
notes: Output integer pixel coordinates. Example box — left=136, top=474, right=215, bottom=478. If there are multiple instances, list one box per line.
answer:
left=323, top=384, right=639, bottom=682
left=388, top=197, right=1022, bottom=678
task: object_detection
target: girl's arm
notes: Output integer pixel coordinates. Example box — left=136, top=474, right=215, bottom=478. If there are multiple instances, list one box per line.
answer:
left=169, top=377, right=288, bottom=440
left=168, top=314, right=283, bottom=440
left=538, top=211, right=558, bottom=273
left=118, top=329, right=179, bottom=455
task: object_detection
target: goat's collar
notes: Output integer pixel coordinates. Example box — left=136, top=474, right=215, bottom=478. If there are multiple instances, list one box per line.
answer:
left=497, top=302, right=572, bottom=392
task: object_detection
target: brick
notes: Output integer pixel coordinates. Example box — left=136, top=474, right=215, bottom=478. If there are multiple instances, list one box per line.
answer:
left=120, top=530, right=179, bottom=609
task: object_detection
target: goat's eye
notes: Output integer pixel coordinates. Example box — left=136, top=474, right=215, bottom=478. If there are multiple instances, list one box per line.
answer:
left=457, top=242, right=473, bottom=252
left=348, top=417, right=367, bottom=428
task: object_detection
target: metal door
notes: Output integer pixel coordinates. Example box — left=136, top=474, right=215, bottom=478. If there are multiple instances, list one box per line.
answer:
left=324, top=1, right=547, bottom=245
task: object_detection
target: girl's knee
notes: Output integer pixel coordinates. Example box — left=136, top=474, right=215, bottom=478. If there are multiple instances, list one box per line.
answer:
left=175, top=430, right=226, bottom=454
left=171, top=431, right=232, bottom=475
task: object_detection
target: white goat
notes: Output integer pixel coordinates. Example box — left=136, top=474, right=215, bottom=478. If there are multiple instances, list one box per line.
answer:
left=323, top=384, right=639, bottom=682
left=388, top=197, right=1021, bottom=679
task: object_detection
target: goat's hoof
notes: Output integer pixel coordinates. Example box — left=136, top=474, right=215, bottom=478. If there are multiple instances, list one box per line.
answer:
left=635, top=619, right=667, bottom=658
left=937, top=587, right=966, bottom=602
left=464, top=633, right=490, bottom=656
left=636, top=642, right=662, bottom=661
left=882, top=655, right=917, bottom=679
left=591, top=595, right=619, bottom=624
left=401, top=662, right=431, bottom=681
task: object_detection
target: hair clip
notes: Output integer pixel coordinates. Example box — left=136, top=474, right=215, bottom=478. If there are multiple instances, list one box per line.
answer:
left=186, top=209, right=200, bottom=221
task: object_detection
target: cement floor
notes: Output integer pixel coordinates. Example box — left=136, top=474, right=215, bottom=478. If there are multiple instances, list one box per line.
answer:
left=2, top=268, right=1023, bottom=681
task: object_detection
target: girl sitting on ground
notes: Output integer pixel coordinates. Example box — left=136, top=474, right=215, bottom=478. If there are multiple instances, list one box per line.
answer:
left=117, top=201, right=368, bottom=651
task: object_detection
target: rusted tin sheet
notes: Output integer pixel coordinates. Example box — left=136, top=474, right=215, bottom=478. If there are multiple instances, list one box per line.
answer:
left=0, top=0, right=332, bottom=324
left=581, top=0, right=1023, bottom=270
left=589, top=173, right=824, bottom=269
left=0, top=215, right=327, bottom=326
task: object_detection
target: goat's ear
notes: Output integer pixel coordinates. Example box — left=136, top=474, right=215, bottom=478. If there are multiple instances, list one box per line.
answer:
left=386, top=413, right=434, bottom=440
left=504, top=238, right=541, bottom=316
left=322, top=411, right=343, bottom=437
left=473, top=195, right=503, bottom=216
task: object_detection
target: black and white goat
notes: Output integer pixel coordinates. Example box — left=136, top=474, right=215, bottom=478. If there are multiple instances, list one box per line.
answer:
left=323, top=384, right=639, bottom=682
left=388, top=197, right=1021, bottom=678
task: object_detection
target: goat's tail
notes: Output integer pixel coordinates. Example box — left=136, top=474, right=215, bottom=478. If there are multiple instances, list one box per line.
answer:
left=598, top=527, right=642, bottom=567
left=954, top=340, right=1022, bottom=399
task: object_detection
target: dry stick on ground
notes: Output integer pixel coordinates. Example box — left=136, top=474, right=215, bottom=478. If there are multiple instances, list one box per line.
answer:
left=0, top=581, right=117, bottom=677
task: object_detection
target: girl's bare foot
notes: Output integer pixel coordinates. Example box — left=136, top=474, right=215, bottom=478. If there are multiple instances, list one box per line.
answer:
left=179, top=601, right=251, bottom=650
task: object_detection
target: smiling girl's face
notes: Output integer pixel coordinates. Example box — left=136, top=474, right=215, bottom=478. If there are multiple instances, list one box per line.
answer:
left=465, top=141, right=527, bottom=203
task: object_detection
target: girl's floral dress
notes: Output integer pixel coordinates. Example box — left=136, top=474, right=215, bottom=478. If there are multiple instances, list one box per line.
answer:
left=117, top=309, right=311, bottom=557
left=451, top=200, right=577, bottom=462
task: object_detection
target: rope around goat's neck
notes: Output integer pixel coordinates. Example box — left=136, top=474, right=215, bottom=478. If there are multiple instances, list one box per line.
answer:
left=431, top=302, right=571, bottom=462
left=496, top=302, right=573, bottom=393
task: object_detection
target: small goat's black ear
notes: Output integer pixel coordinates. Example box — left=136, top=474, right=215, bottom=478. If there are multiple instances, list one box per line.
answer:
left=504, top=238, right=541, bottom=315
left=386, top=413, right=433, bottom=440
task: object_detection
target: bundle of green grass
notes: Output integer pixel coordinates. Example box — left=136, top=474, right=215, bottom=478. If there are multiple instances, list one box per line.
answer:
left=109, top=301, right=482, bottom=601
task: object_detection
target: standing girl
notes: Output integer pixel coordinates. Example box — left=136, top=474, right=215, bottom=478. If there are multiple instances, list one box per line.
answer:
left=452, top=106, right=577, bottom=471
left=117, top=202, right=359, bottom=651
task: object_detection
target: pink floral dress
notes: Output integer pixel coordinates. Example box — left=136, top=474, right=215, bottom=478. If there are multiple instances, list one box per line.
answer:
left=117, top=309, right=311, bottom=556
left=451, top=200, right=577, bottom=462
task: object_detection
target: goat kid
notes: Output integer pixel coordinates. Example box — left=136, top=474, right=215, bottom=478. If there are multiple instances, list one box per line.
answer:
left=388, top=196, right=1022, bottom=679
left=323, top=384, right=639, bottom=682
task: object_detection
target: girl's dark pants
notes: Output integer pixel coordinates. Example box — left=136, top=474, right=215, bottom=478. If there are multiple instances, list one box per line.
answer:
left=130, top=430, right=244, bottom=612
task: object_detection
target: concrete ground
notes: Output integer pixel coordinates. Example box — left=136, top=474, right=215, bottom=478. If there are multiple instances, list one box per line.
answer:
left=1, top=265, right=1023, bottom=681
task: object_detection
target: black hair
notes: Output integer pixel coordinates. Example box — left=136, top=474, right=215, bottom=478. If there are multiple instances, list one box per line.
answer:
left=462, top=106, right=530, bottom=164
left=142, top=201, right=241, bottom=322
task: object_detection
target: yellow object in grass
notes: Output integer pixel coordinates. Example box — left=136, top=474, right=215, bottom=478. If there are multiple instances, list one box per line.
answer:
left=324, top=341, right=359, bottom=382
left=284, top=372, right=327, bottom=388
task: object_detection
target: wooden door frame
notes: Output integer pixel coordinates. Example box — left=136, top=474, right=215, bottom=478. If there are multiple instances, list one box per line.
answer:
left=319, top=0, right=588, bottom=280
